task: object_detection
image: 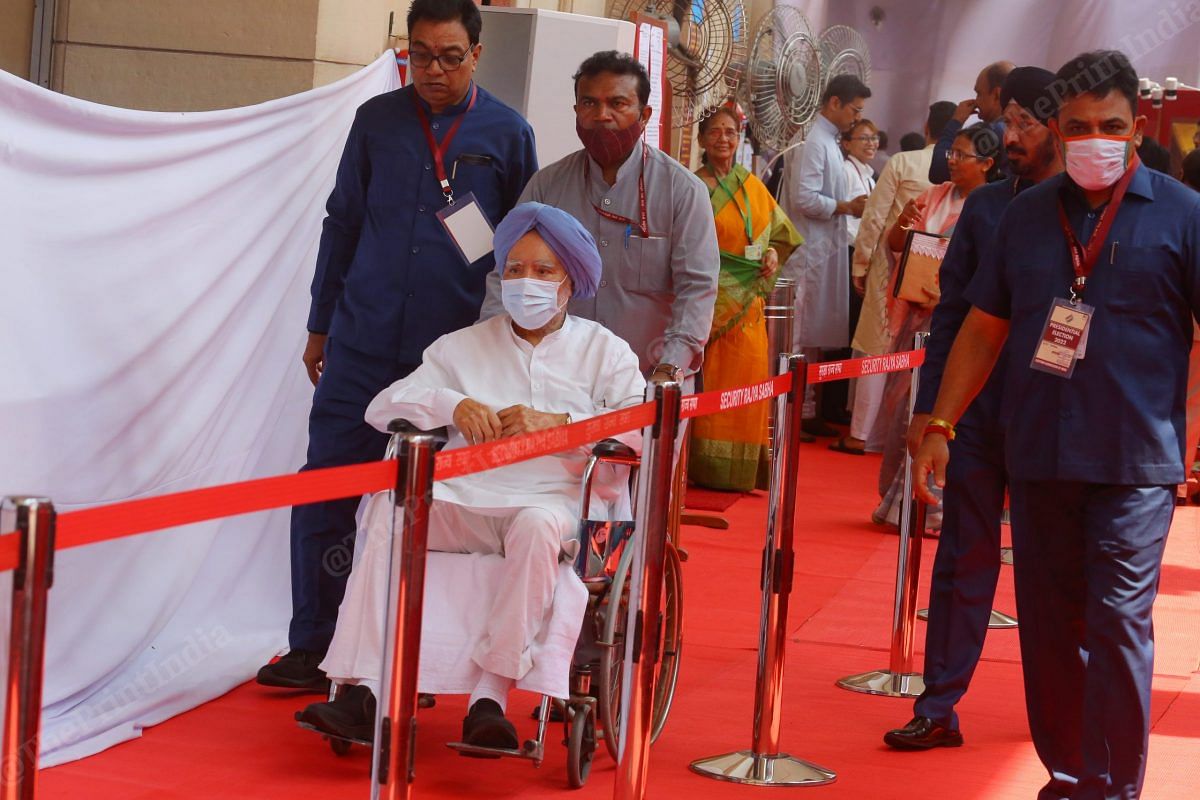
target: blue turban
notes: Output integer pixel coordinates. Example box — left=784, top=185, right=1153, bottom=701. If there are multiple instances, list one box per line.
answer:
left=493, top=202, right=602, bottom=299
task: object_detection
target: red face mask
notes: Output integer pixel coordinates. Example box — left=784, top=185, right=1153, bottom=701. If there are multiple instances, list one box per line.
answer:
left=576, top=120, right=644, bottom=168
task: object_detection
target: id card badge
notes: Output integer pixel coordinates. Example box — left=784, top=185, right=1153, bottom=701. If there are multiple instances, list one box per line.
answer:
left=743, top=243, right=763, bottom=261
left=436, top=191, right=494, bottom=263
left=1030, top=297, right=1094, bottom=379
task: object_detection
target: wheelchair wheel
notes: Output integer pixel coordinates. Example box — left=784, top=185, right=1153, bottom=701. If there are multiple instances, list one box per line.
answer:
left=566, top=703, right=596, bottom=788
left=596, top=539, right=684, bottom=761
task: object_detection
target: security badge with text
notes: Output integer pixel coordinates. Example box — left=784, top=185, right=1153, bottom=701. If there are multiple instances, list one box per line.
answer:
left=1030, top=297, right=1093, bottom=378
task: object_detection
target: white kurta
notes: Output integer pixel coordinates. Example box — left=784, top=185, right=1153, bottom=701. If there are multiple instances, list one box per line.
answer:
left=365, top=313, right=646, bottom=516
left=781, top=114, right=851, bottom=349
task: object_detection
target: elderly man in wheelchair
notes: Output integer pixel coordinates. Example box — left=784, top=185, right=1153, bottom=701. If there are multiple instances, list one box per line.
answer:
left=295, top=203, right=650, bottom=766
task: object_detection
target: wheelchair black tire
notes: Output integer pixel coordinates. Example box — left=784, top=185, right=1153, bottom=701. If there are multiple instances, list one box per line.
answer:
left=565, top=703, right=596, bottom=788
left=596, top=539, right=684, bottom=761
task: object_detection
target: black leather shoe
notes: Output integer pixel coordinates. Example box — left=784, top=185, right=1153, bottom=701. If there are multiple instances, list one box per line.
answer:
left=256, top=649, right=329, bottom=691
left=462, top=699, right=519, bottom=752
left=298, top=684, right=376, bottom=742
left=883, top=716, right=964, bottom=750
left=801, top=418, right=841, bottom=438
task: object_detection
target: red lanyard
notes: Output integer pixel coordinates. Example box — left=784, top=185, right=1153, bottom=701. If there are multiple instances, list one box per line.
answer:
left=586, top=145, right=650, bottom=238
left=412, top=84, right=477, bottom=206
left=1055, top=155, right=1140, bottom=301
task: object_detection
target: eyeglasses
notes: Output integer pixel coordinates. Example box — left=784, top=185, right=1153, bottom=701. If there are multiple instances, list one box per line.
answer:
left=1001, top=113, right=1041, bottom=134
left=947, top=149, right=988, bottom=163
left=409, top=49, right=473, bottom=71
left=849, top=135, right=880, bottom=143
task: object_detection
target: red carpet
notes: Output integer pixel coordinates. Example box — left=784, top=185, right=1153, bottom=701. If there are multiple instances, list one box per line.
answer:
left=40, top=441, right=1200, bottom=798
left=684, top=485, right=751, bottom=512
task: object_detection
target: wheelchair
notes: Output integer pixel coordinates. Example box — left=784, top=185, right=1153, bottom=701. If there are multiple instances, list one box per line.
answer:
left=299, top=424, right=684, bottom=790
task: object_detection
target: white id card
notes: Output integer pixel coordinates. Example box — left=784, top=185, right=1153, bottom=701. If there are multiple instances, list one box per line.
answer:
left=436, top=191, right=494, bottom=263
left=1030, top=297, right=1093, bottom=379
left=744, top=244, right=763, bottom=261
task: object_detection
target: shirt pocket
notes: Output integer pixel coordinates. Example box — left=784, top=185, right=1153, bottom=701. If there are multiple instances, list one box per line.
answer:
left=623, top=235, right=672, bottom=293
left=1105, top=245, right=1176, bottom=316
left=449, top=154, right=502, bottom=217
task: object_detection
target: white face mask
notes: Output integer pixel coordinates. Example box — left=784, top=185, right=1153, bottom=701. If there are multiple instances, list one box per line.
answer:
left=501, top=276, right=567, bottom=330
left=1061, top=134, right=1134, bottom=191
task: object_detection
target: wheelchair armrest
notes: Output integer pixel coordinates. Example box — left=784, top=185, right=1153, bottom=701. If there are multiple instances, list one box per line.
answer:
left=386, top=418, right=449, bottom=449
left=591, top=438, right=638, bottom=461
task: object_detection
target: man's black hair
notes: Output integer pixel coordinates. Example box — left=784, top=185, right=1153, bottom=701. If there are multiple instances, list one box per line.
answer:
left=407, top=0, right=482, bottom=46
left=1052, top=49, right=1139, bottom=117
left=957, top=122, right=1004, bottom=182
left=899, top=132, right=926, bottom=152
left=927, top=101, right=957, bottom=140
left=821, top=74, right=872, bottom=106
left=573, top=51, right=651, bottom=108
left=1182, top=149, right=1200, bottom=191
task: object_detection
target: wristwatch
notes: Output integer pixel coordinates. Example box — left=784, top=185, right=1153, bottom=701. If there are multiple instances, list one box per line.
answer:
left=651, top=363, right=684, bottom=381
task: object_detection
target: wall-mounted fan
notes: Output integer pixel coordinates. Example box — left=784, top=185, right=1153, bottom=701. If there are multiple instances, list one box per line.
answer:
left=609, top=0, right=749, bottom=128
left=740, top=7, right=823, bottom=151
left=818, top=24, right=871, bottom=86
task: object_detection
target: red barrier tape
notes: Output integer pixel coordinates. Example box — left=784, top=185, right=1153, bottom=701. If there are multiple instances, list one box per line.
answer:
left=435, top=402, right=656, bottom=480
left=0, top=349, right=926, bottom=572
left=807, top=349, right=925, bottom=385
left=0, top=461, right=397, bottom=573
left=681, top=373, right=793, bottom=419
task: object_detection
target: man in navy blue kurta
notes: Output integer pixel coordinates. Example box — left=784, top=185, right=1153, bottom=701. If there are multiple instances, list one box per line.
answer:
left=886, top=67, right=1065, bottom=752
left=914, top=51, right=1200, bottom=799
left=258, top=0, right=537, bottom=691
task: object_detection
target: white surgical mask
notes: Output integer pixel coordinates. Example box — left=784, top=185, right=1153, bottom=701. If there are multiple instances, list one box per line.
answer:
left=1061, top=133, right=1135, bottom=191
left=501, top=276, right=567, bottom=330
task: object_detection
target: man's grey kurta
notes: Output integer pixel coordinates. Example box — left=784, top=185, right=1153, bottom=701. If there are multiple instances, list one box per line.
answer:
left=781, top=114, right=850, bottom=349
left=479, top=146, right=719, bottom=375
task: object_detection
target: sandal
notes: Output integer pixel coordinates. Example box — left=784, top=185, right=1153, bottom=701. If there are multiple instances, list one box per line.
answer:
left=828, top=436, right=866, bottom=456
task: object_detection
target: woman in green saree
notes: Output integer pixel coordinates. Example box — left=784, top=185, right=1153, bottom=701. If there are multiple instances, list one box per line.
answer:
left=688, top=108, right=803, bottom=491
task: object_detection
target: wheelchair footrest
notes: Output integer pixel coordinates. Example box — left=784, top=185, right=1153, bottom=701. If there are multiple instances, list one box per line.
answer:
left=446, top=739, right=543, bottom=764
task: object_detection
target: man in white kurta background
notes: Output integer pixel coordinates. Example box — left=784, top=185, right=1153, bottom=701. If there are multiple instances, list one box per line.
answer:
left=298, top=203, right=644, bottom=750
left=781, top=74, right=872, bottom=436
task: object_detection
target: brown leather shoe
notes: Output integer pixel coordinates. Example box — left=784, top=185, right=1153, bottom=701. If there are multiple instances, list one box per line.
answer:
left=883, top=716, right=964, bottom=750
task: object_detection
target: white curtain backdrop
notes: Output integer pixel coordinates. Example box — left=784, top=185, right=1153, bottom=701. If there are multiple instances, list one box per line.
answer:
left=785, top=0, right=1200, bottom=143
left=0, top=53, right=398, bottom=766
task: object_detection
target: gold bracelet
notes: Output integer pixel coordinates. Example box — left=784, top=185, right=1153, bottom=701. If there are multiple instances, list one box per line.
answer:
left=925, top=417, right=956, bottom=441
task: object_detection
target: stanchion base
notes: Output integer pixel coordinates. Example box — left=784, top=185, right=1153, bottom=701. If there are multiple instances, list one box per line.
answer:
left=1000, top=547, right=1014, bottom=565
left=690, top=751, right=836, bottom=786
left=987, top=609, right=1018, bottom=628
left=836, top=670, right=924, bottom=698
left=915, top=608, right=1018, bottom=629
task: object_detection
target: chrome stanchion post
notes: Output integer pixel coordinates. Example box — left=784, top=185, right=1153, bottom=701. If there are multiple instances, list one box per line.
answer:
left=690, top=354, right=836, bottom=786
left=2, top=497, right=56, bottom=800
left=764, top=278, right=796, bottom=456
left=837, top=333, right=930, bottom=698
left=612, top=380, right=681, bottom=800
left=373, top=430, right=440, bottom=800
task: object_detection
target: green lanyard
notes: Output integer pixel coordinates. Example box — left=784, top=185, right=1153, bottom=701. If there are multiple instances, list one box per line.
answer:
left=709, top=166, right=754, bottom=241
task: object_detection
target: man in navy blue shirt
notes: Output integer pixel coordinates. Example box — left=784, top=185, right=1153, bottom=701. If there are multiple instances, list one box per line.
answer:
left=885, top=67, right=1063, bottom=752
left=258, top=0, right=537, bottom=691
left=929, top=61, right=1013, bottom=184
left=914, top=51, right=1200, bottom=799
